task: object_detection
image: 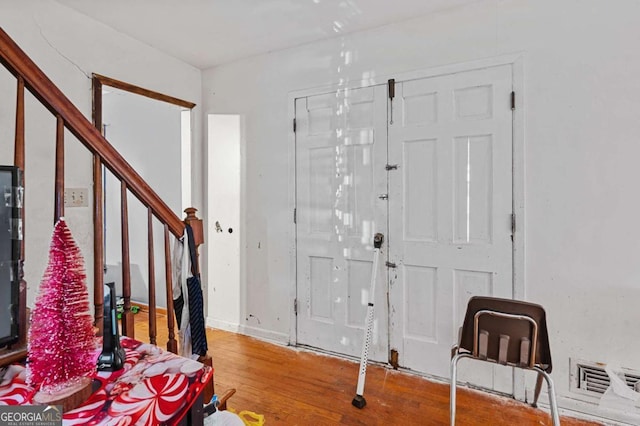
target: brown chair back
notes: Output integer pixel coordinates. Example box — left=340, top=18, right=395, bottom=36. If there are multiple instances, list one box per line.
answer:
left=458, top=296, right=552, bottom=373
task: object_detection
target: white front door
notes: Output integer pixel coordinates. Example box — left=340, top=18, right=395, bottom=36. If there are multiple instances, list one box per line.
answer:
left=295, top=64, right=515, bottom=391
left=387, top=65, right=514, bottom=391
left=295, top=85, right=388, bottom=362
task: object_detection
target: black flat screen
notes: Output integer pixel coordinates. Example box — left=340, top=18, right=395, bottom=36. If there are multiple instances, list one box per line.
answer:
left=0, top=166, right=21, bottom=348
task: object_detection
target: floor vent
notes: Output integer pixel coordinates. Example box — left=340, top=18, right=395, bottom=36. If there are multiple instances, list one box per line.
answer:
left=574, top=360, right=640, bottom=397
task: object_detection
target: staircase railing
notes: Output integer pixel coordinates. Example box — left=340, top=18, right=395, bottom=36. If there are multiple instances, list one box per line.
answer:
left=0, top=27, right=201, bottom=367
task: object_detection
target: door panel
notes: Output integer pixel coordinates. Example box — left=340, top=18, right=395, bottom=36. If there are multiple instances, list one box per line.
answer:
left=295, top=85, right=388, bottom=361
left=403, top=138, right=438, bottom=242
left=388, top=65, right=513, bottom=392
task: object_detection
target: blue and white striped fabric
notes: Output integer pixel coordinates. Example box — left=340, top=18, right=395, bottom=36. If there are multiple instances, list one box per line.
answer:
left=185, top=223, right=208, bottom=357
left=172, top=225, right=208, bottom=358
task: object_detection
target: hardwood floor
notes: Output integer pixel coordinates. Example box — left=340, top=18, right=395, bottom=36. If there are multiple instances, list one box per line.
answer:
left=134, top=312, right=600, bottom=425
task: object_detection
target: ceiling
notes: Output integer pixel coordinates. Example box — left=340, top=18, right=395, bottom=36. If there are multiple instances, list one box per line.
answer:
left=55, top=0, right=482, bottom=69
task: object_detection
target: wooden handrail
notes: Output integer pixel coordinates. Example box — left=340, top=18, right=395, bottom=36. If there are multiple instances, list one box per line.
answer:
left=0, top=27, right=184, bottom=237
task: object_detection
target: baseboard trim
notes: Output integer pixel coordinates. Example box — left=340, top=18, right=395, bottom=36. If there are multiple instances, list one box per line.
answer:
left=238, top=324, right=289, bottom=345
left=538, top=394, right=640, bottom=426
left=205, top=318, right=240, bottom=333
left=205, top=317, right=289, bottom=345
left=135, top=302, right=168, bottom=316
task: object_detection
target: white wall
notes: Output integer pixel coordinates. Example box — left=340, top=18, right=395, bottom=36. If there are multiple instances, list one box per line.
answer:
left=102, top=88, right=183, bottom=308
left=0, top=1, right=202, bottom=312
left=202, top=0, right=640, bottom=421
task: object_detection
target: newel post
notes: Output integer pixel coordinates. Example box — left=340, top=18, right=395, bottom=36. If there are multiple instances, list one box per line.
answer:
left=183, top=207, right=204, bottom=271
left=183, top=207, right=214, bottom=403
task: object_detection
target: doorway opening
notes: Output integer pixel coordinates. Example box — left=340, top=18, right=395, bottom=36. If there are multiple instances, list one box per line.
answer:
left=92, top=74, right=195, bottom=308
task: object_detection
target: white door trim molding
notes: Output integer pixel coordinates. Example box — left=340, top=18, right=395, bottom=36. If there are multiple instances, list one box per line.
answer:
left=287, top=94, right=298, bottom=345
left=510, top=55, right=526, bottom=401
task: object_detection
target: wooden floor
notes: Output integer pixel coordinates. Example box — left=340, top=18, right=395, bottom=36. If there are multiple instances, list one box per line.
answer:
left=134, top=312, right=600, bottom=426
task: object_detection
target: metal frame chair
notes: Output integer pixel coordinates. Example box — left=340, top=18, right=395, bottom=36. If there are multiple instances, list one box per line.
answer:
left=450, top=296, right=560, bottom=425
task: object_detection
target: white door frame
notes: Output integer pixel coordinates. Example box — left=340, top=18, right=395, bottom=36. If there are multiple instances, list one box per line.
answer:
left=287, top=52, right=525, bottom=397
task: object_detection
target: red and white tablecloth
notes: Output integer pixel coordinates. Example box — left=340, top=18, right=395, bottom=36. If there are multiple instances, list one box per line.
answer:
left=0, top=337, right=213, bottom=425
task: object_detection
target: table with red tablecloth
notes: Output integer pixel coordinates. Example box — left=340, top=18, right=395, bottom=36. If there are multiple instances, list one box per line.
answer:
left=0, top=337, right=213, bottom=425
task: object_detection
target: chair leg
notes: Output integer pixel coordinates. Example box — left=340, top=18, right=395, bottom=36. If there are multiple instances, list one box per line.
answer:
left=532, top=372, right=544, bottom=408
left=450, top=354, right=460, bottom=426
left=450, top=353, right=473, bottom=426
left=533, top=368, right=560, bottom=426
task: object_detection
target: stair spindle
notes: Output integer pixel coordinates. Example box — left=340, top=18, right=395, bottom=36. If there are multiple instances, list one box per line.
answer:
left=120, top=181, right=134, bottom=338
left=54, top=115, right=64, bottom=223
left=14, top=76, right=25, bottom=171
left=14, top=75, right=27, bottom=348
left=148, top=207, right=157, bottom=345
left=164, top=225, right=178, bottom=354
left=93, top=155, right=104, bottom=335
left=91, top=77, right=104, bottom=336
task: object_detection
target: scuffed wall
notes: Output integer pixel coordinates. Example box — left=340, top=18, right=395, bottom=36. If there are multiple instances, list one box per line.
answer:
left=201, top=0, right=640, bottom=422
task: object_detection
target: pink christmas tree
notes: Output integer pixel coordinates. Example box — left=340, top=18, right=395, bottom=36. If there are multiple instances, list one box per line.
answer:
left=28, top=218, right=97, bottom=392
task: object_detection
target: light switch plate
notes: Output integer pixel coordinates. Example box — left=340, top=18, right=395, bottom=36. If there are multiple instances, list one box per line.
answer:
left=64, top=188, right=89, bottom=207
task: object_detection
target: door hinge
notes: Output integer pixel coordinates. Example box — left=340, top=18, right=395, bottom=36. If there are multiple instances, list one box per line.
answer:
left=388, top=78, right=396, bottom=125
left=385, top=164, right=398, bottom=171
left=293, top=118, right=297, bottom=133
left=510, top=91, right=515, bottom=110
left=390, top=348, right=399, bottom=370
left=293, top=207, right=297, bottom=224
left=511, top=213, right=516, bottom=234
left=385, top=261, right=397, bottom=269
left=294, top=298, right=298, bottom=315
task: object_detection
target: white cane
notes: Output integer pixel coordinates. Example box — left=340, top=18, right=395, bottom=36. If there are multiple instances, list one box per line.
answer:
left=352, top=232, right=384, bottom=409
